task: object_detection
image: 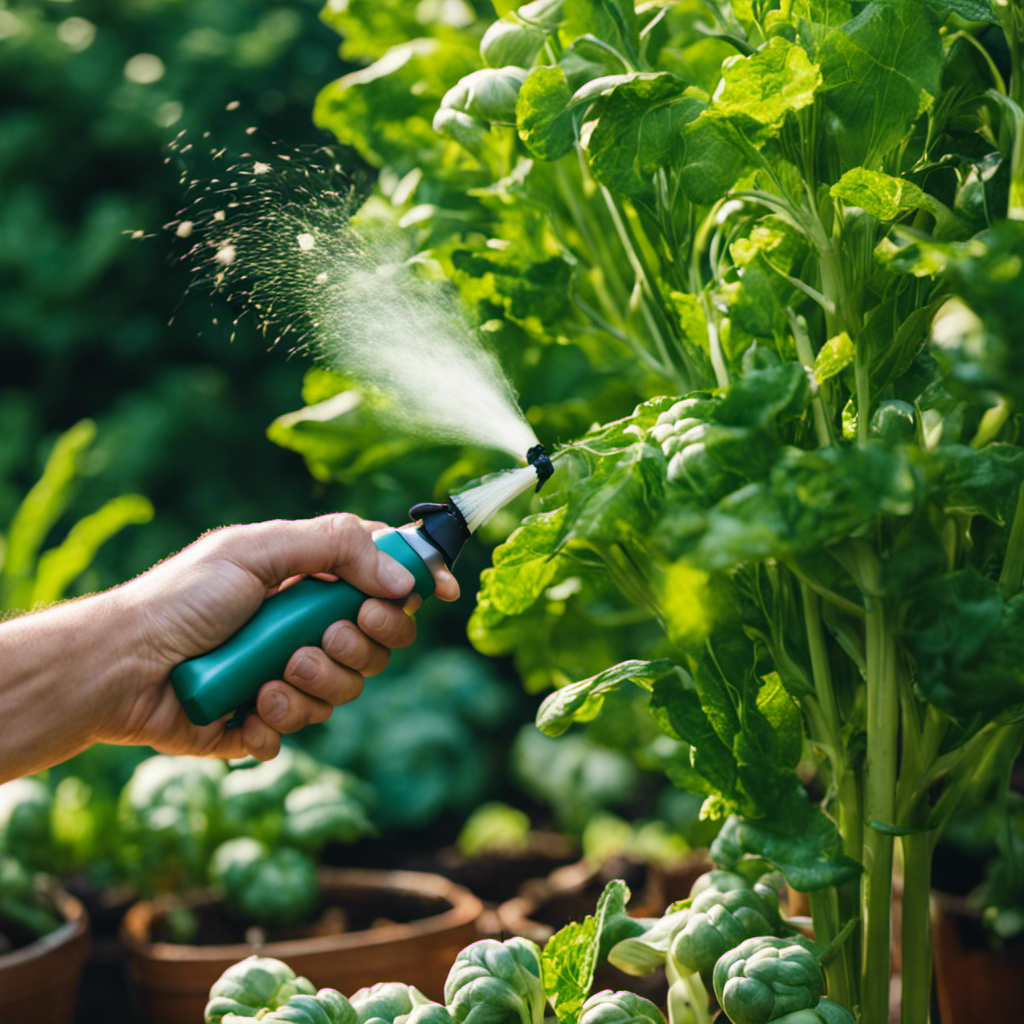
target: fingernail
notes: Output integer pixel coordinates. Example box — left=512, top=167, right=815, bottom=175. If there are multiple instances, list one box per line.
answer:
left=404, top=594, right=423, bottom=616
left=382, top=560, right=414, bottom=593
left=264, top=692, right=288, bottom=723
left=249, top=729, right=266, bottom=751
left=291, top=654, right=314, bottom=682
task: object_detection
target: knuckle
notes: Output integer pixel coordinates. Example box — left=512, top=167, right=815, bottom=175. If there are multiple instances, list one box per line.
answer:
left=323, top=621, right=357, bottom=663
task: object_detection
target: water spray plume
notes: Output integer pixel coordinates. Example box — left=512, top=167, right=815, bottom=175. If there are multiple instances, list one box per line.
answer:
left=173, top=142, right=539, bottom=462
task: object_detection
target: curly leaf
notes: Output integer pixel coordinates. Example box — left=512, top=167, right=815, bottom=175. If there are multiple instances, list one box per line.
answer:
left=537, top=659, right=680, bottom=736
left=711, top=808, right=862, bottom=893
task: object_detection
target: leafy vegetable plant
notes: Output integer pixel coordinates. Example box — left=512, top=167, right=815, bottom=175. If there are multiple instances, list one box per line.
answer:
left=310, top=1, right=1024, bottom=1022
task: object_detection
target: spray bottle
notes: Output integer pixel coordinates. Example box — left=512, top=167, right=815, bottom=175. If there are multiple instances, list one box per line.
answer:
left=170, top=446, right=554, bottom=726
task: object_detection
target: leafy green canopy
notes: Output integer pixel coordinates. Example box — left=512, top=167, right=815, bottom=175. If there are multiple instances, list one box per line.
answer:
left=312, top=1, right=1024, bottom=1016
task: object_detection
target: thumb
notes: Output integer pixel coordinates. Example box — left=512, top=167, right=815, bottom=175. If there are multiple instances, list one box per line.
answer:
left=227, top=514, right=415, bottom=598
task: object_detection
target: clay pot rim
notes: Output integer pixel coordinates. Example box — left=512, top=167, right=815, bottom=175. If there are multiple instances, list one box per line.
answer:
left=121, top=867, right=483, bottom=963
left=0, top=889, right=89, bottom=969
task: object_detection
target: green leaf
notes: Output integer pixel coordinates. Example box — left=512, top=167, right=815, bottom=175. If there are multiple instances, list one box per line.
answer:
left=477, top=506, right=568, bottom=618
left=2, top=420, right=96, bottom=594
left=830, top=168, right=930, bottom=221
left=711, top=802, right=863, bottom=892
left=678, top=37, right=821, bottom=204
left=650, top=671, right=740, bottom=799
left=670, top=445, right=923, bottom=572
left=899, top=570, right=1024, bottom=723
left=542, top=879, right=631, bottom=1024
left=560, top=0, right=639, bottom=59
left=710, top=36, right=822, bottom=133
left=818, top=0, right=943, bottom=169
left=927, top=444, right=1024, bottom=525
left=31, top=494, right=154, bottom=606
left=813, top=333, right=854, bottom=384
left=584, top=75, right=704, bottom=198
left=924, top=0, right=995, bottom=22
left=517, top=66, right=577, bottom=161
left=536, top=659, right=680, bottom=736
left=315, top=40, right=478, bottom=172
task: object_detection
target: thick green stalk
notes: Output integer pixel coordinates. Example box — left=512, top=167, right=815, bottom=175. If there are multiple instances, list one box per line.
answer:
left=999, top=480, right=1024, bottom=597
left=858, top=552, right=898, bottom=1024
left=900, top=830, right=935, bottom=1024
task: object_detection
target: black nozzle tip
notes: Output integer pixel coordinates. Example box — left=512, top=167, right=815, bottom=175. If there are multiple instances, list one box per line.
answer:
left=526, top=444, right=554, bottom=493
left=408, top=499, right=470, bottom=568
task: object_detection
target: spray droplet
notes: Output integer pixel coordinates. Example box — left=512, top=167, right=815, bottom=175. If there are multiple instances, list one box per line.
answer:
left=296, top=233, right=315, bottom=251
left=314, top=272, right=329, bottom=285
left=253, top=161, right=271, bottom=175
left=176, top=220, right=194, bottom=238
left=215, top=244, right=236, bottom=266
left=226, top=100, right=240, bottom=111
left=213, top=210, right=226, bottom=221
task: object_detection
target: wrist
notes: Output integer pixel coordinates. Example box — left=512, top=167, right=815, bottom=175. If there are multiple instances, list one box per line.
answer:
left=0, top=589, right=147, bottom=780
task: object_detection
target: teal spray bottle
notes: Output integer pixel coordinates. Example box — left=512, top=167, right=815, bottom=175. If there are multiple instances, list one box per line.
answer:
left=170, top=445, right=554, bottom=726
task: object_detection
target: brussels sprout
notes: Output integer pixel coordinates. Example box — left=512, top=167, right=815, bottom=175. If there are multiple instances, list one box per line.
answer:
left=439, top=67, right=529, bottom=125
left=445, top=936, right=546, bottom=1024
left=396, top=1004, right=455, bottom=1024
left=669, top=888, right=780, bottom=977
left=282, top=777, right=375, bottom=855
left=688, top=870, right=751, bottom=899
left=579, top=990, right=666, bottom=1024
left=349, top=982, right=432, bottom=1024
left=204, top=955, right=316, bottom=1023
left=0, top=777, right=53, bottom=871
left=120, top=754, right=225, bottom=891
left=209, top=839, right=319, bottom=928
left=219, top=748, right=320, bottom=845
left=607, top=907, right=690, bottom=976
left=712, top=936, right=825, bottom=1024
left=480, top=19, right=546, bottom=69
left=763, top=999, right=857, bottom=1024
left=258, top=989, right=356, bottom=1024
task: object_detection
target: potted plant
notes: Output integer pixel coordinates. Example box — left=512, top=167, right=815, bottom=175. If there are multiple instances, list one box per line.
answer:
left=0, top=779, right=90, bottom=1024
left=295, top=1, right=1024, bottom=1021
left=117, top=747, right=483, bottom=1024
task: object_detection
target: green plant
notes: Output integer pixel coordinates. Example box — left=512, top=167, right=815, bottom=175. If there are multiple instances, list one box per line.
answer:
left=209, top=839, right=320, bottom=929
left=119, top=747, right=375, bottom=935
left=0, top=418, right=152, bottom=613
left=205, top=955, right=320, bottom=1023
left=308, top=2, right=1024, bottom=1022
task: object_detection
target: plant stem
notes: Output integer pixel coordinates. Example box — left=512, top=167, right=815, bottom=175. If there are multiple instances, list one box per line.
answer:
left=858, top=549, right=898, bottom=1024
left=899, top=829, right=934, bottom=1024
left=999, top=480, right=1024, bottom=597
left=809, top=887, right=854, bottom=1010
left=789, top=309, right=834, bottom=447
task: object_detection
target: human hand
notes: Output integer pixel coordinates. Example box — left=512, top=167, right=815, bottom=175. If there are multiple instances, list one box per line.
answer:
left=98, top=514, right=459, bottom=761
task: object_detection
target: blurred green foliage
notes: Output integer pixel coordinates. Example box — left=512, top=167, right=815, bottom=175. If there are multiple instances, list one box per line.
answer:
left=0, top=0, right=352, bottom=588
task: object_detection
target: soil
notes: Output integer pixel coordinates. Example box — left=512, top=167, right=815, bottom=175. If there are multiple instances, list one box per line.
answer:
left=0, top=913, right=39, bottom=954
left=150, top=887, right=455, bottom=946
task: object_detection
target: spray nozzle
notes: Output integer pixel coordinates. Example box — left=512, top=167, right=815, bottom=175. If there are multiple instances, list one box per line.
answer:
left=526, top=444, right=554, bottom=492
left=408, top=499, right=470, bottom=568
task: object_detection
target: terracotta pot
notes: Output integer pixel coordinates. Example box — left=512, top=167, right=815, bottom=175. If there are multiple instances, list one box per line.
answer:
left=931, top=890, right=1024, bottom=1024
left=0, top=888, right=90, bottom=1023
left=410, top=831, right=579, bottom=907
left=497, top=855, right=660, bottom=944
left=121, top=868, right=484, bottom=1024
left=644, top=850, right=714, bottom=908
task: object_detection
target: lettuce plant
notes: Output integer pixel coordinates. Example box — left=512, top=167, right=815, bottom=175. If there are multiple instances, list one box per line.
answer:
left=311, top=2, right=1024, bottom=1021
